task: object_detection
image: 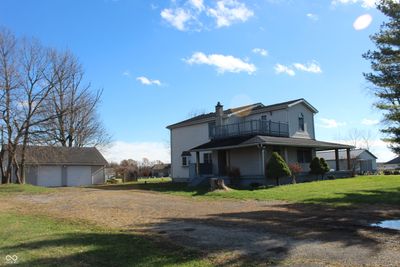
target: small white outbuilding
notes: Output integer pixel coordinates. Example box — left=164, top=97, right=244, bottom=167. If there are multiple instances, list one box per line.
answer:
left=317, top=149, right=377, bottom=174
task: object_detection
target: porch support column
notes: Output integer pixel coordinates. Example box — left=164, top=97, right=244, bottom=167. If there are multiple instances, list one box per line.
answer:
left=335, top=149, right=340, bottom=171
left=346, top=148, right=351, bottom=170
left=284, top=147, right=288, bottom=162
left=261, top=146, right=266, bottom=177
left=196, top=151, right=200, bottom=176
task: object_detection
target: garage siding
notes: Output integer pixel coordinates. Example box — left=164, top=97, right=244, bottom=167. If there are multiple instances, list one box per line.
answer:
left=66, top=166, right=92, bottom=186
left=37, top=166, right=62, bottom=187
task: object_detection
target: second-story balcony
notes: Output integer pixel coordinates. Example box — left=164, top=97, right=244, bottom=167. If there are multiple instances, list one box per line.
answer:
left=210, top=120, right=289, bottom=140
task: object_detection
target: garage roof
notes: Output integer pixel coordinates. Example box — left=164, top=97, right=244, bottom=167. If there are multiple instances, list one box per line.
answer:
left=15, top=146, right=108, bottom=166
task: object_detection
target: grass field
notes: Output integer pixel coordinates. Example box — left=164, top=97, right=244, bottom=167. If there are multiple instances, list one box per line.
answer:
left=0, top=183, right=51, bottom=195
left=99, top=175, right=400, bottom=206
left=0, top=212, right=210, bottom=267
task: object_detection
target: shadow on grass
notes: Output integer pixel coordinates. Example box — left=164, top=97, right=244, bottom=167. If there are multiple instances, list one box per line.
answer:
left=2, top=232, right=207, bottom=267
left=89, top=182, right=210, bottom=197
left=149, top=201, right=400, bottom=266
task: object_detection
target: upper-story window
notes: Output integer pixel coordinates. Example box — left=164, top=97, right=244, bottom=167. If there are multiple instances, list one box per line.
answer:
left=261, top=115, right=267, bottom=120
left=298, top=113, right=305, bottom=132
left=208, top=122, right=216, bottom=138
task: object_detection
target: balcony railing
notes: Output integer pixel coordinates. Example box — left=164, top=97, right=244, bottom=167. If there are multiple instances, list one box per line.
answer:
left=210, top=120, right=289, bottom=139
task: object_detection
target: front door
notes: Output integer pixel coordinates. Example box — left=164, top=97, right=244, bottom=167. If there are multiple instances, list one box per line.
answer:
left=218, top=150, right=227, bottom=176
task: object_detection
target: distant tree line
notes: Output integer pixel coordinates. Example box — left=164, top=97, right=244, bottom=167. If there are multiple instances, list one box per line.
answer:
left=108, top=158, right=165, bottom=181
left=0, top=28, right=110, bottom=184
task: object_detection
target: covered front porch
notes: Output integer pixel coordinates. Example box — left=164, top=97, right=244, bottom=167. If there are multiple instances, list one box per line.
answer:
left=189, top=135, right=354, bottom=185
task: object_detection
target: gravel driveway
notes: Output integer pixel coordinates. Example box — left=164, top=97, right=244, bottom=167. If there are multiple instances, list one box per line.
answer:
left=5, top=187, right=400, bottom=266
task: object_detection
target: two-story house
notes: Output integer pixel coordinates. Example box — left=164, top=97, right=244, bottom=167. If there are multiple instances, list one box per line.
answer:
left=167, top=99, right=353, bottom=185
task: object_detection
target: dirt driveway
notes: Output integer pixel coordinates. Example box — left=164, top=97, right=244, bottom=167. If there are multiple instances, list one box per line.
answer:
left=4, top=187, right=400, bottom=266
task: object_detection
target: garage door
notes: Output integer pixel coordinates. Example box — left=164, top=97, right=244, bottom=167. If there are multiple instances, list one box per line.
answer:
left=66, top=166, right=92, bottom=186
left=37, top=166, right=62, bottom=187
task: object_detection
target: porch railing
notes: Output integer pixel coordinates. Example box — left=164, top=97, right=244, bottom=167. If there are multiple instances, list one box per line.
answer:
left=210, top=120, right=289, bottom=139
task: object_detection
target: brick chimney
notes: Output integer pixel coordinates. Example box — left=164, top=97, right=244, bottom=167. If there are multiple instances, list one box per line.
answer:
left=215, top=102, right=223, bottom=126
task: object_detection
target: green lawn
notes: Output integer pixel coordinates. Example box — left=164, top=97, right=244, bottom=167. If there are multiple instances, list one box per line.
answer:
left=0, top=212, right=211, bottom=267
left=209, top=175, right=400, bottom=206
left=0, top=184, right=51, bottom=195
left=99, top=175, right=400, bottom=206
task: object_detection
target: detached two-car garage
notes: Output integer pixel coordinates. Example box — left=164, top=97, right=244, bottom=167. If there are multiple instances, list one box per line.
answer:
left=15, top=146, right=108, bottom=187
left=35, top=165, right=93, bottom=187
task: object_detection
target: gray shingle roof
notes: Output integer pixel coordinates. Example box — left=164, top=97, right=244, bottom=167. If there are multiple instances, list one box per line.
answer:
left=167, top=98, right=318, bottom=130
left=190, top=135, right=353, bottom=151
left=15, top=146, right=108, bottom=166
left=385, top=156, right=400, bottom=164
left=317, top=149, right=378, bottom=161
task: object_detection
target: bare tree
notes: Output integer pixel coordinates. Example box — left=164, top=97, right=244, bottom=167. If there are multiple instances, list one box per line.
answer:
left=346, top=128, right=376, bottom=150
left=0, top=28, right=17, bottom=183
left=42, top=50, right=110, bottom=148
left=12, top=38, right=58, bottom=183
left=0, top=28, right=110, bottom=184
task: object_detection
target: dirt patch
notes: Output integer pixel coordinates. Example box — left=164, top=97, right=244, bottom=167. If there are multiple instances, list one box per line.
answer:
left=2, top=187, right=400, bottom=266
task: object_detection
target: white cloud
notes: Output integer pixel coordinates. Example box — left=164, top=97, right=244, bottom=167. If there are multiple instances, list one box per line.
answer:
left=161, top=0, right=253, bottom=31
left=102, top=141, right=170, bottom=163
left=189, top=0, right=205, bottom=11
left=274, top=64, right=295, bottom=76
left=252, top=48, right=268, bottom=56
left=331, top=0, right=378, bottom=9
left=274, top=61, right=322, bottom=76
left=293, top=61, right=322, bottom=73
left=319, top=118, right=347, bottom=128
left=122, top=71, right=131, bottom=77
left=161, top=8, right=193, bottom=31
left=185, top=52, right=256, bottom=74
left=306, top=13, right=319, bottom=21
left=353, top=14, right=373, bottom=30
left=207, top=0, right=254, bottom=28
left=136, top=76, right=162, bottom=86
left=361, top=118, right=379, bottom=125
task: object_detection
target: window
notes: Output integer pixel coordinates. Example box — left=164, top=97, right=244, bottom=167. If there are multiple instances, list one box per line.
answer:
left=261, top=115, right=267, bottom=120
left=297, top=149, right=312, bottom=163
left=208, top=122, right=216, bottom=138
left=181, top=151, right=191, bottom=167
left=298, top=113, right=305, bottom=131
left=181, top=156, right=190, bottom=166
left=203, top=153, right=212, bottom=164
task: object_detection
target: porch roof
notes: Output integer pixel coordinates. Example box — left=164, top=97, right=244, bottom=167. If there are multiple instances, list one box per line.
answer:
left=190, top=135, right=354, bottom=152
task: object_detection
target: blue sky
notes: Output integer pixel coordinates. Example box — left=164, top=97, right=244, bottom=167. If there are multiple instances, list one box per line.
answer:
left=0, top=0, right=393, bottom=162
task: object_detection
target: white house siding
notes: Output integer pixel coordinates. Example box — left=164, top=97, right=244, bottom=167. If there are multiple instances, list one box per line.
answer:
left=66, top=166, right=92, bottom=186
left=245, top=109, right=288, bottom=125
left=92, top=166, right=105, bottom=184
left=288, top=103, right=315, bottom=139
left=229, top=147, right=261, bottom=176
left=37, top=165, right=62, bottom=187
left=170, top=122, right=210, bottom=181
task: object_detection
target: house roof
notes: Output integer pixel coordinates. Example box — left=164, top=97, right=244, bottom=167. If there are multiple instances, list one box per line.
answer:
left=190, top=135, right=353, bottom=151
left=385, top=156, right=400, bottom=165
left=166, top=98, right=318, bottom=130
left=316, top=149, right=378, bottom=161
left=15, top=146, right=108, bottom=166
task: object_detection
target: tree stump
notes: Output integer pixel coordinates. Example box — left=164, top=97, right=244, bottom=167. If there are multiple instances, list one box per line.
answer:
left=210, top=178, right=230, bottom=191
